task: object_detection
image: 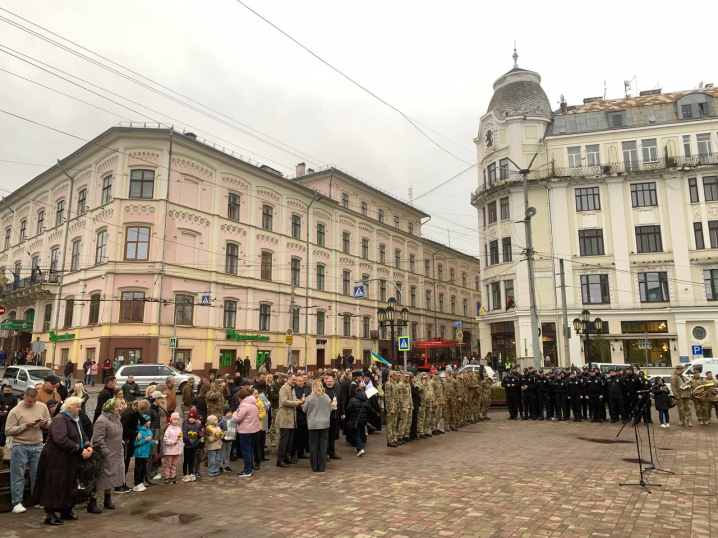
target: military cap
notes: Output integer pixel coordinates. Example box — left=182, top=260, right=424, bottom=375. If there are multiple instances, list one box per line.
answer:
left=420, top=372, right=429, bottom=379
left=538, top=369, right=544, bottom=374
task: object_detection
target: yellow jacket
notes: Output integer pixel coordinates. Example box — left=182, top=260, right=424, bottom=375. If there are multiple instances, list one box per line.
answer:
left=256, top=396, right=267, bottom=421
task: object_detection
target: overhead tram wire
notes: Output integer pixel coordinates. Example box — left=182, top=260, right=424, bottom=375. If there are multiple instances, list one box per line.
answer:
left=412, top=164, right=477, bottom=203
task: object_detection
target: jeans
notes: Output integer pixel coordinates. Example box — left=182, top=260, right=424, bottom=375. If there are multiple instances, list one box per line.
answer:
left=658, top=409, right=670, bottom=424
left=208, top=449, right=221, bottom=474
left=354, top=426, right=364, bottom=452
left=239, top=433, right=255, bottom=475
left=10, top=445, right=42, bottom=507
left=220, top=441, right=232, bottom=468
left=89, top=375, right=96, bottom=387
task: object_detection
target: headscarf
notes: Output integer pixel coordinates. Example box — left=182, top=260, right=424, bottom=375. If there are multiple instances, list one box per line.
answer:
left=102, top=398, right=117, bottom=414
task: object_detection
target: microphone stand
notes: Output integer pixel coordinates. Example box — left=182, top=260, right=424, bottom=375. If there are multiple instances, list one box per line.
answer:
left=641, top=386, right=674, bottom=476
left=617, top=392, right=659, bottom=493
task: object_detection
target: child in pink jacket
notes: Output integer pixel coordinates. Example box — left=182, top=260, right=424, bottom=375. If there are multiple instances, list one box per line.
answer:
left=231, top=389, right=260, bottom=478
left=162, top=412, right=184, bottom=484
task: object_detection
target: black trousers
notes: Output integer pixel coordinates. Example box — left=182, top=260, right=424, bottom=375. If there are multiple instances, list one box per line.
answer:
left=588, top=395, right=604, bottom=420
left=569, top=396, right=582, bottom=420
left=581, top=398, right=588, bottom=418
left=410, top=408, right=419, bottom=439
left=526, top=391, right=538, bottom=418
left=507, top=393, right=519, bottom=418
left=277, top=428, right=295, bottom=463
left=292, top=424, right=308, bottom=457
left=555, top=393, right=567, bottom=420
left=608, top=395, right=626, bottom=421
left=522, top=391, right=530, bottom=417
left=133, top=457, right=147, bottom=486
left=327, top=417, right=339, bottom=456
left=308, top=429, right=328, bottom=472
left=538, top=392, right=552, bottom=418
left=183, top=447, right=197, bottom=475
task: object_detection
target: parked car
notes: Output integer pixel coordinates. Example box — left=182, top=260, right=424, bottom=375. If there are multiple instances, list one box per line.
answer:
left=456, top=364, right=497, bottom=383
left=1, top=366, right=54, bottom=395
left=114, top=364, right=201, bottom=394
left=588, top=362, right=632, bottom=376
left=647, top=375, right=672, bottom=394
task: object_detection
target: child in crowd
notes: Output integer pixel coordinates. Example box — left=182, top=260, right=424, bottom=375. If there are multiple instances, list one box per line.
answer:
left=205, top=415, right=224, bottom=476
left=182, top=409, right=202, bottom=482
left=133, top=414, right=155, bottom=491
left=219, top=406, right=235, bottom=473
left=162, top=412, right=184, bottom=484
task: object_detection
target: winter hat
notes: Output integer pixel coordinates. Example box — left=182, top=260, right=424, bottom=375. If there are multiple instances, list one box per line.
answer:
left=223, top=406, right=231, bottom=415
left=207, top=415, right=217, bottom=425
left=188, top=409, right=199, bottom=419
left=140, top=413, right=151, bottom=425
left=170, top=412, right=180, bottom=421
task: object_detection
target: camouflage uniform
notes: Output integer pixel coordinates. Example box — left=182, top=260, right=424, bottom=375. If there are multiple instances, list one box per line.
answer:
left=470, top=373, right=481, bottom=422
left=480, top=375, right=492, bottom=419
left=706, top=376, right=718, bottom=421
left=268, top=378, right=282, bottom=445
left=443, top=373, right=459, bottom=431
left=690, top=376, right=710, bottom=425
left=430, top=373, right=444, bottom=433
left=418, top=373, right=434, bottom=436
left=384, top=372, right=400, bottom=445
left=399, top=373, right=412, bottom=439
left=670, top=369, right=693, bottom=426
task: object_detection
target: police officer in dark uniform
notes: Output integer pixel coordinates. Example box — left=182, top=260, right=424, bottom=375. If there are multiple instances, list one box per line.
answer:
left=623, top=366, right=646, bottom=423
left=606, top=368, right=627, bottom=423
left=521, top=366, right=539, bottom=420
left=547, top=370, right=557, bottom=420
left=567, top=371, right=583, bottom=422
left=536, top=370, right=552, bottom=421
left=554, top=371, right=568, bottom=421
left=501, top=370, right=520, bottom=419
left=576, top=369, right=589, bottom=419
left=585, top=369, right=605, bottom=423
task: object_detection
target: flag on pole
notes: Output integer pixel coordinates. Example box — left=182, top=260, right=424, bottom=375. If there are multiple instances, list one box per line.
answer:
left=477, top=301, right=485, bottom=316
left=370, top=351, right=390, bottom=366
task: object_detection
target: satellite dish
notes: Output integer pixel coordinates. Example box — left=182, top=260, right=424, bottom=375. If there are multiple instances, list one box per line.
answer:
left=560, top=94, right=565, bottom=102
left=648, top=115, right=656, bottom=123
left=526, top=207, right=537, bottom=218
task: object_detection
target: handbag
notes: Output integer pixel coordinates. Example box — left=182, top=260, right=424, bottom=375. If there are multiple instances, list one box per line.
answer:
left=668, top=394, right=677, bottom=409
left=76, top=448, right=104, bottom=496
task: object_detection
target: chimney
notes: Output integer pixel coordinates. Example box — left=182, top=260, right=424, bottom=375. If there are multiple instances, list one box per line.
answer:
left=184, top=132, right=197, bottom=140
left=639, top=89, right=662, bottom=96
left=706, top=83, right=714, bottom=89
left=307, top=168, right=314, bottom=174
left=296, top=162, right=306, bottom=177
left=582, top=96, right=602, bottom=104
left=559, top=94, right=567, bottom=114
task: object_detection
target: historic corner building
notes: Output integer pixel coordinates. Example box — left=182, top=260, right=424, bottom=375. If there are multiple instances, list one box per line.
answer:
left=0, top=126, right=481, bottom=374
left=473, top=53, right=718, bottom=369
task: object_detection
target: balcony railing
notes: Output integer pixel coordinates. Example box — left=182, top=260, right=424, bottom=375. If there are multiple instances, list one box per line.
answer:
left=0, top=271, right=59, bottom=298
left=472, top=152, right=718, bottom=203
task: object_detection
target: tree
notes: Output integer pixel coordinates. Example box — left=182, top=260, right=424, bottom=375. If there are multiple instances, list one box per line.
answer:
left=589, top=334, right=611, bottom=362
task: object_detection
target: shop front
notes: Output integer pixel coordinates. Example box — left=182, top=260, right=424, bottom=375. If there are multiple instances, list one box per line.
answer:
left=491, top=321, right=516, bottom=369
left=621, top=320, right=672, bottom=367
left=541, top=322, right=557, bottom=367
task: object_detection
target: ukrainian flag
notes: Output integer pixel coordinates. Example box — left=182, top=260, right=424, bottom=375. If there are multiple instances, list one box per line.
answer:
left=371, top=351, right=390, bottom=366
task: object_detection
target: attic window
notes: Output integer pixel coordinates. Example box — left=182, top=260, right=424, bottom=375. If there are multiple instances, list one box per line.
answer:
left=612, top=115, right=623, bottom=126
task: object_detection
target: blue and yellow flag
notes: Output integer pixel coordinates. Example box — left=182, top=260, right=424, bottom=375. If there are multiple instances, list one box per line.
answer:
left=371, top=351, right=390, bottom=366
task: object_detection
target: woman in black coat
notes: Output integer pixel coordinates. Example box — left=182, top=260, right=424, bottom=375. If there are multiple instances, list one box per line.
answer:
left=653, top=377, right=671, bottom=427
left=120, top=400, right=150, bottom=478
left=346, top=387, right=371, bottom=456
left=409, top=376, right=421, bottom=440
left=33, top=397, right=92, bottom=525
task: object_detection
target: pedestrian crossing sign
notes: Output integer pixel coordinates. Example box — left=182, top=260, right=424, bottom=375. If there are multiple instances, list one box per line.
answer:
left=353, top=285, right=366, bottom=299
left=201, top=294, right=211, bottom=305
left=398, top=336, right=411, bottom=351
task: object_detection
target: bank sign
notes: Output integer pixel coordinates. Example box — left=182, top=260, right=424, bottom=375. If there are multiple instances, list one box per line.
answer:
left=226, top=330, right=270, bottom=341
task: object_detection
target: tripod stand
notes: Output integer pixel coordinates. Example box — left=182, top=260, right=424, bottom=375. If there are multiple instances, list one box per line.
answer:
left=617, top=392, right=661, bottom=492
left=642, top=388, right=674, bottom=477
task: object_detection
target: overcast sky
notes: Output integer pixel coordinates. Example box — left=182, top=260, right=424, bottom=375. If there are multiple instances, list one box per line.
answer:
left=0, top=0, right=713, bottom=255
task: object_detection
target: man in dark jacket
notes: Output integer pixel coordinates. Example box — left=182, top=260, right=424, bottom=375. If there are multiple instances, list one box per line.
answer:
left=585, top=369, right=605, bottom=423
left=93, top=376, right=117, bottom=422
left=567, top=372, right=583, bottom=422
left=0, top=384, right=19, bottom=447
left=63, top=360, right=75, bottom=389
left=322, top=374, right=342, bottom=460
left=501, top=371, right=520, bottom=419
left=122, top=375, right=141, bottom=403
left=243, top=356, right=251, bottom=377
left=339, top=372, right=352, bottom=430
left=606, top=368, right=627, bottom=423
left=291, top=377, right=311, bottom=459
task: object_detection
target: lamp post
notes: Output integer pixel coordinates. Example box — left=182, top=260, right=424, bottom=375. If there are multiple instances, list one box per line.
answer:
left=378, top=297, right=409, bottom=367
left=573, top=309, right=603, bottom=365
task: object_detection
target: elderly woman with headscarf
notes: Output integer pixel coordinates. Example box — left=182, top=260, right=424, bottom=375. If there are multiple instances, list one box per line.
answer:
left=87, top=398, right=124, bottom=514
left=33, top=396, right=92, bottom=526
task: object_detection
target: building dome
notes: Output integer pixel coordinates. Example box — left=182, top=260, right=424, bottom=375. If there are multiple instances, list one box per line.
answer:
left=487, top=65, right=552, bottom=120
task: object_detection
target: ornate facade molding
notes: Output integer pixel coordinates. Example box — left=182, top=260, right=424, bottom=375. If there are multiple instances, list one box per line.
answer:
left=171, top=156, right=213, bottom=179
left=359, top=262, right=373, bottom=271
left=28, top=238, right=43, bottom=252
left=256, top=188, right=281, bottom=202
left=75, top=168, right=92, bottom=186
left=221, top=174, right=250, bottom=190
left=376, top=231, right=389, bottom=240
left=220, top=223, right=247, bottom=237
left=313, top=209, right=331, bottom=220
left=338, top=217, right=356, bottom=227
left=97, top=154, right=119, bottom=174
left=167, top=209, right=207, bottom=226
left=358, top=224, right=374, bottom=234
left=340, top=256, right=355, bottom=266
left=313, top=248, right=330, bottom=260
left=256, top=233, right=279, bottom=245
left=286, top=199, right=307, bottom=212
left=130, top=150, right=161, bottom=165
left=48, top=229, right=63, bottom=242
left=69, top=219, right=87, bottom=234
left=52, top=182, right=69, bottom=198
left=286, top=241, right=306, bottom=252
left=127, top=205, right=159, bottom=217
left=92, top=207, right=114, bottom=224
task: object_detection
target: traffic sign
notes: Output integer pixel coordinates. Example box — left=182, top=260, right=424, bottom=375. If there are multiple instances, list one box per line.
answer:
left=692, top=345, right=703, bottom=356
left=454, top=320, right=463, bottom=329
left=286, top=328, right=294, bottom=336
left=201, top=294, right=211, bottom=306
left=285, top=335, right=294, bottom=345
left=398, top=336, right=411, bottom=351
left=0, top=305, right=5, bottom=316
left=680, top=355, right=690, bottom=363
left=169, top=338, right=178, bottom=349
left=456, top=331, right=464, bottom=340
left=353, top=285, right=366, bottom=299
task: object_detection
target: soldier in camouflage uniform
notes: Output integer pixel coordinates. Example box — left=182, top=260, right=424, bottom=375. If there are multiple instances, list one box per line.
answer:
left=267, top=374, right=283, bottom=446
left=443, top=371, right=459, bottom=431
left=399, top=372, right=412, bottom=442
left=384, top=370, right=399, bottom=447
left=690, top=371, right=711, bottom=425
left=480, top=373, right=492, bottom=420
left=459, top=373, right=469, bottom=426
left=470, top=372, right=481, bottom=422
left=705, top=371, right=718, bottom=422
left=418, top=373, right=434, bottom=438
left=670, top=365, right=693, bottom=427
left=430, top=369, right=444, bottom=434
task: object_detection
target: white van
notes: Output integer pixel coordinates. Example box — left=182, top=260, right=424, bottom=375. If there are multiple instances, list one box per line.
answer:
left=682, top=358, right=718, bottom=378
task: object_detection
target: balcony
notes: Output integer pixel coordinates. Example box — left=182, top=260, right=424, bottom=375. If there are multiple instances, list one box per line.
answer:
left=0, top=272, right=59, bottom=306
left=471, top=152, right=718, bottom=204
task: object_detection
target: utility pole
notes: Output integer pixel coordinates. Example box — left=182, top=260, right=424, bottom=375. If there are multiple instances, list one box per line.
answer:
left=157, top=128, right=173, bottom=365
left=304, top=193, right=322, bottom=371
left=288, top=283, right=295, bottom=368
left=559, top=259, right=570, bottom=368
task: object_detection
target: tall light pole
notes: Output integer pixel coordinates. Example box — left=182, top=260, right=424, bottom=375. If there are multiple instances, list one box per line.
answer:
left=573, top=309, right=603, bottom=364
left=377, top=297, right=409, bottom=368
left=304, top=192, right=322, bottom=371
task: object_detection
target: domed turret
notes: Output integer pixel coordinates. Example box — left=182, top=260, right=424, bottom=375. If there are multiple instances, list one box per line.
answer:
left=486, top=49, right=552, bottom=120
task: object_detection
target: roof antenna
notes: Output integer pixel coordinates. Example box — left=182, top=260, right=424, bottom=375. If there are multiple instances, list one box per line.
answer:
left=513, top=42, right=518, bottom=68
left=603, top=80, right=607, bottom=101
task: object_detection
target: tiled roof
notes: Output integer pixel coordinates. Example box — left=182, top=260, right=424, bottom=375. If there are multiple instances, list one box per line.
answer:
left=487, top=80, right=553, bottom=119
left=564, top=87, right=718, bottom=114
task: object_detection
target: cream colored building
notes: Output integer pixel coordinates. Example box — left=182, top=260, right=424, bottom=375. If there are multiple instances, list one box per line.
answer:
left=473, top=56, right=718, bottom=369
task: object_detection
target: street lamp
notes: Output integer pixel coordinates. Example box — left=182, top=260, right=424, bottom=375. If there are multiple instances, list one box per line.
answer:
left=573, top=309, right=603, bottom=364
left=378, top=297, right=409, bottom=367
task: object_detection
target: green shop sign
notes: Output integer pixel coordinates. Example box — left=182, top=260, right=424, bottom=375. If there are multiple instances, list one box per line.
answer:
left=50, top=331, right=75, bottom=342
left=0, top=319, right=33, bottom=331
left=226, top=330, right=270, bottom=341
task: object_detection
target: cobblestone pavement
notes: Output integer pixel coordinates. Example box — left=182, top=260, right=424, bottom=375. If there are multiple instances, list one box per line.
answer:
left=2, top=411, right=717, bottom=538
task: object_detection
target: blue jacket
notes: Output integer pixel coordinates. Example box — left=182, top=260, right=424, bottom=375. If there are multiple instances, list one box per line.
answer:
left=134, top=424, right=154, bottom=458
left=182, top=420, right=202, bottom=449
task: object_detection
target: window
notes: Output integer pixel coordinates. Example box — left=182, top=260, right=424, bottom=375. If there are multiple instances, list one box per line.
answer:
left=488, top=163, right=497, bottom=185
left=612, top=114, right=623, bottom=126
left=504, top=280, right=514, bottom=309
left=291, top=215, right=301, bottom=239
left=684, top=136, right=692, bottom=158
left=704, top=177, right=718, bottom=202
left=410, top=286, right=416, bottom=307
left=343, top=270, right=351, bottom=295
left=489, top=240, right=499, bottom=265
left=101, top=175, right=113, bottom=204
left=439, top=293, right=444, bottom=313
left=226, top=243, right=239, bottom=274
left=3, top=228, right=9, bottom=250
left=31, top=255, right=40, bottom=278
left=50, top=247, right=59, bottom=273
left=438, top=264, right=443, bottom=281
left=71, top=240, right=81, bottom=271
left=362, top=238, right=369, bottom=259
left=19, top=220, right=26, bottom=242
left=641, top=139, right=658, bottom=163
left=682, top=104, right=693, bottom=118
left=412, top=322, right=418, bottom=342
left=175, top=295, right=194, bottom=325
left=291, top=258, right=301, bottom=286
left=36, top=211, right=44, bottom=235
left=291, top=308, right=300, bottom=333
left=379, top=279, right=387, bottom=302
left=622, top=141, right=638, bottom=170
left=378, top=209, right=384, bottom=223
left=342, top=232, right=350, bottom=254
left=699, top=102, right=708, bottom=117
left=342, top=193, right=349, bottom=209
left=697, top=134, right=712, bottom=162
left=498, top=197, right=510, bottom=221
left=393, top=215, right=400, bottom=229
left=94, top=230, right=107, bottom=264
left=316, top=311, right=325, bottom=335
left=343, top=314, right=351, bottom=337
left=315, top=264, right=325, bottom=290
left=129, top=170, right=155, bottom=199
left=491, top=283, right=501, bottom=310
left=125, top=226, right=150, bottom=260
left=361, top=201, right=368, bottom=216
left=223, top=300, right=237, bottom=329
left=89, top=294, right=100, bottom=324
left=630, top=182, right=658, bottom=207
left=409, top=254, right=415, bottom=273
left=475, top=276, right=480, bottom=291
left=228, top=193, right=240, bottom=221
left=261, top=205, right=273, bottom=230
left=449, top=268, right=455, bottom=283
left=635, top=225, right=662, bottom=253
left=639, top=272, right=669, bottom=302
left=77, top=188, right=87, bottom=215
left=709, top=221, right=718, bottom=249
left=427, top=324, right=433, bottom=339
left=704, top=269, right=718, bottom=301
left=363, top=316, right=370, bottom=339
left=487, top=201, right=497, bottom=224
left=568, top=146, right=581, bottom=167
left=425, top=259, right=430, bottom=276
left=578, top=229, right=605, bottom=256
left=395, top=249, right=401, bottom=269
left=461, top=298, right=467, bottom=316
left=450, top=295, right=456, bottom=315
left=408, top=222, right=414, bottom=235
left=695, top=222, right=705, bottom=250
left=575, top=187, right=601, bottom=211
left=120, top=291, right=145, bottom=322
left=581, top=274, right=610, bottom=304
left=316, top=223, right=325, bottom=246
left=379, top=245, right=386, bottom=264
left=64, top=298, right=74, bottom=328
left=425, top=290, right=431, bottom=310
left=259, top=304, right=271, bottom=331
left=689, top=178, right=700, bottom=203
left=502, top=237, right=512, bottom=262
left=499, top=158, right=509, bottom=180
left=440, top=326, right=445, bottom=339
left=261, top=251, right=272, bottom=280
left=586, top=145, right=600, bottom=167
left=55, top=200, right=65, bottom=226
left=43, top=304, right=52, bottom=331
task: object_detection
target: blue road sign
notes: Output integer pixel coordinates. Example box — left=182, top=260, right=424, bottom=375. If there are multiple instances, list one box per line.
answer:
left=398, top=336, right=411, bottom=351
left=692, top=345, right=703, bottom=356
left=169, top=338, right=178, bottom=349
left=201, top=294, right=211, bottom=305
left=454, top=321, right=463, bottom=329
left=353, top=285, right=366, bottom=299
left=679, top=356, right=690, bottom=363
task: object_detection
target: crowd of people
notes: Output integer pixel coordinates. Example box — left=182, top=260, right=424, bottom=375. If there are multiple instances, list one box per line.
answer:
left=0, top=347, right=42, bottom=367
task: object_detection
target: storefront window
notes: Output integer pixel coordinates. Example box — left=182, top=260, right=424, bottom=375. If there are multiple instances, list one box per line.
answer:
left=541, top=322, right=557, bottom=367
left=620, top=320, right=668, bottom=333
left=622, top=338, right=671, bottom=367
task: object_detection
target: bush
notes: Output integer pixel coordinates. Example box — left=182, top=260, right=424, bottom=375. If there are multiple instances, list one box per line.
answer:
left=490, top=385, right=506, bottom=404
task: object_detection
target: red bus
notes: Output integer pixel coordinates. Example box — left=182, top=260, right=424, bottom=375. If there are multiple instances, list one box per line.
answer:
left=408, top=338, right=467, bottom=371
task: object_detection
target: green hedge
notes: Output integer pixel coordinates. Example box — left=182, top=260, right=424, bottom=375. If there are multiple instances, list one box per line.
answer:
left=490, top=385, right=506, bottom=403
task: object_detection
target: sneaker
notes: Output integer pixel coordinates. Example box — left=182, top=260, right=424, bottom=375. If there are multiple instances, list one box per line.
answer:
left=224, top=466, right=233, bottom=472
left=194, top=472, right=202, bottom=478
left=660, top=424, right=667, bottom=428
left=237, top=472, right=252, bottom=478
left=182, top=475, right=191, bottom=483
left=152, top=474, right=162, bottom=481
left=114, top=485, right=131, bottom=493
left=208, top=472, right=220, bottom=477
left=357, top=449, right=365, bottom=457
left=133, top=484, right=146, bottom=492
left=666, top=423, right=670, bottom=428
left=12, top=504, right=27, bottom=514
left=189, top=475, right=196, bottom=482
